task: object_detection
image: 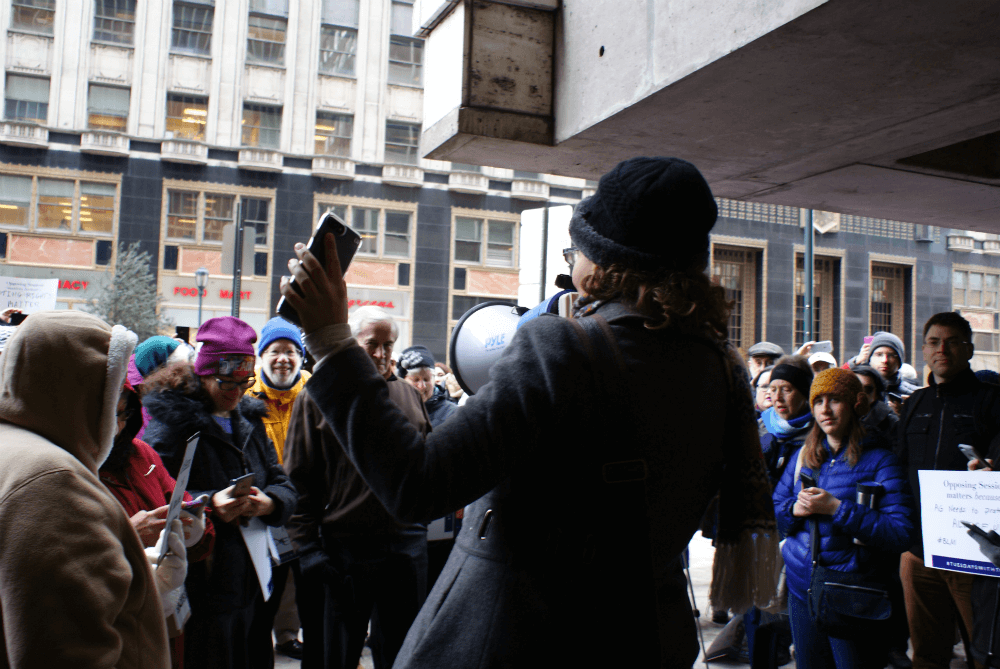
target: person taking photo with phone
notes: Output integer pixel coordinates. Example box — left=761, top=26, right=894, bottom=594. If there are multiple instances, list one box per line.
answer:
left=773, top=367, right=915, bottom=669
left=143, top=316, right=298, bottom=669
left=278, top=156, right=780, bottom=668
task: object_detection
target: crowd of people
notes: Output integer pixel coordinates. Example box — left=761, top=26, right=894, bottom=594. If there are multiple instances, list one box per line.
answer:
left=1, top=155, right=999, bottom=669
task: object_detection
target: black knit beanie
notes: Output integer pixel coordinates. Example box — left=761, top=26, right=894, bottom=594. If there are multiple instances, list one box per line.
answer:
left=397, top=345, right=434, bottom=378
left=569, top=156, right=718, bottom=272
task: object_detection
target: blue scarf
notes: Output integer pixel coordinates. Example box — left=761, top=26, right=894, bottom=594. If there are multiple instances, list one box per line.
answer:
left=761, top=406, right=813, bottom=439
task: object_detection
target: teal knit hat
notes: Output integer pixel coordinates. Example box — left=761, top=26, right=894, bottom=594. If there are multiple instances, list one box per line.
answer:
left=134, top=335, right=180, bottom=377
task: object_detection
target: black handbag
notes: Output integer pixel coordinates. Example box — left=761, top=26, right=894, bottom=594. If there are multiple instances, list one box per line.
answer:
left=806, top=517, right=892, bottom=637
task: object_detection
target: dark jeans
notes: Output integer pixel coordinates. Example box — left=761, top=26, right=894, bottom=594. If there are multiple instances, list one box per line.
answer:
left=184, top=590, right=271, bottom=669
left=298, top=529, right=428, bottom=669
left=788, top=593, right=888, bottom=669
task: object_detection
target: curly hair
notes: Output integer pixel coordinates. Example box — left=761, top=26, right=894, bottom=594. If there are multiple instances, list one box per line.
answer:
left=579, top=263, right=731, bottom=341
left=142, top=361, right=211, bottom=408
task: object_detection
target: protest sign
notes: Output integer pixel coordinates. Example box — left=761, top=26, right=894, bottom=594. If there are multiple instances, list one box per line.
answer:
left=0, top=277, right=58, bottom=312
left=919, top=469, right=1000, bottom=576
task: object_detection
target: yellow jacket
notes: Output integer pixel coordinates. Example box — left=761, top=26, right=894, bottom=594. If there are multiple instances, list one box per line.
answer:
left=247, top=370, right=311, bottom=464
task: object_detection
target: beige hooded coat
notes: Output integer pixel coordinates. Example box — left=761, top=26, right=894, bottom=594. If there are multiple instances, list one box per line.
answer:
left=0, top=311, right=170, bottom=669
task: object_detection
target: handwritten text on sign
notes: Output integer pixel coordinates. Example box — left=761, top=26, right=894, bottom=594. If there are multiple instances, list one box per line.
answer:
left=0, top=277, right=58, bottom=312
left=919, top=470, right=1000, bottom=576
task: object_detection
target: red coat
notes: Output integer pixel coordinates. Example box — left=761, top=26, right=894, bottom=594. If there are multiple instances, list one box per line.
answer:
left=100, top=439, right=215, bottom=563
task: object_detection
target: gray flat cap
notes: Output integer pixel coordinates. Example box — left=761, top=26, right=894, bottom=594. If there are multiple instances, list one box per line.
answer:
left=748, top=342, right=785, bottom=358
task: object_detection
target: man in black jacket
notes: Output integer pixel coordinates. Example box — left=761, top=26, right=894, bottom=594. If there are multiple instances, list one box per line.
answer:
left=897, top=312, right=1000, bottom=669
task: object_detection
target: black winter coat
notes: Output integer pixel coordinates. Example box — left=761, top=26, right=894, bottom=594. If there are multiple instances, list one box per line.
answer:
left=424, top=384, right=457, bottom=428
left=305, top=301, right=729, bottom=668
left=897, top=367, right=1000, bottom=557
left=143, top=391, right=298, bottom=612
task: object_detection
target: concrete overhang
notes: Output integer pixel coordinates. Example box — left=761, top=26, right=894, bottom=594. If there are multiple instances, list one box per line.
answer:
left=418, top=0, right=1000, bottom=232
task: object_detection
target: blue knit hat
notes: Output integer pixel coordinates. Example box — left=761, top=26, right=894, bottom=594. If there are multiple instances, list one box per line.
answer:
left=258, top=317, right=303, bottom=356
left=134, top=335, right=180, bottom=377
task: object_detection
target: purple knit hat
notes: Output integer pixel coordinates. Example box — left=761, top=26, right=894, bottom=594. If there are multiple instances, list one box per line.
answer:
left=194, top=317, right=257, bottom=377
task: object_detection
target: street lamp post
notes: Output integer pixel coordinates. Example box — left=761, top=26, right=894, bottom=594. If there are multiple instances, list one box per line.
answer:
left=195, top=267, right=209, bottom=327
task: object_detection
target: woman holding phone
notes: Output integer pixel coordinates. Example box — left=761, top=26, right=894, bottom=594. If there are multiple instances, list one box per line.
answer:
left=143, top=316, right=297, bottom=669
left=772, top=368, right=915, bottom=668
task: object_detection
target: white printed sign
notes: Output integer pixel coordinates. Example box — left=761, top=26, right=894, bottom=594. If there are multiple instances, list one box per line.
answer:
left=0, top=277, right=57, bottom=312
left=919, top=470, right=1000, bottom=576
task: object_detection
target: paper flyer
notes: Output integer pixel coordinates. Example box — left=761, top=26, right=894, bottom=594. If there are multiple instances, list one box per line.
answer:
left=918, top=470, right=1000, bottom=577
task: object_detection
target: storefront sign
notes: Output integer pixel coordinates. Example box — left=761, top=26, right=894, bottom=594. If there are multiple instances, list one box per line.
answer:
left=161, top=276, right=268, bottom=310
left=58, top=280, right=90, bottom=291
left=346, top=288, right=409, bottom=317
left=0, top=277, right=58, bottom=312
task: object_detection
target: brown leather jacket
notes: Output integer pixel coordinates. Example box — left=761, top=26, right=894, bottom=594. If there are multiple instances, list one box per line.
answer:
left=284, top=375, right=430, bottom=559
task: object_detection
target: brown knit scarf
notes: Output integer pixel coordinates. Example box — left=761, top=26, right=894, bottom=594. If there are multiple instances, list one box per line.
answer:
left=708, top=344, right=782, bottom=614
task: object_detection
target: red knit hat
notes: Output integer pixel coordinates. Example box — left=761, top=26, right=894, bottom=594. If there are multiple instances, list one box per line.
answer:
left=194, top=317, right=257, bottom=377
left=809, top=367, right=870, bottom=416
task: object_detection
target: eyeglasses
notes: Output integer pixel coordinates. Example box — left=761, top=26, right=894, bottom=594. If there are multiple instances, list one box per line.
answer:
left=264, top=348, right=300, bottom=359
left=922, top=338, right=970, bottom=351
left=562, top=247, right=579, bottom=268
left=215, top=377, right=256, bottom=391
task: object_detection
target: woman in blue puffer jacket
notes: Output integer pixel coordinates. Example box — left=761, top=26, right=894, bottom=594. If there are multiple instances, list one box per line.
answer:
left=773, top=367, right=916, bottom=669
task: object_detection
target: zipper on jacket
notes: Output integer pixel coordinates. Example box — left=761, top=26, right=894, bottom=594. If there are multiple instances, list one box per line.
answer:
left=823, top=582, right=887, bottom=596
left=932, top=402, right=946, bottom=470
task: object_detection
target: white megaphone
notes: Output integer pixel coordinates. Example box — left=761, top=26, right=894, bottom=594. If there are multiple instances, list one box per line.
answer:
left=449, top=301, right=522, bottom=395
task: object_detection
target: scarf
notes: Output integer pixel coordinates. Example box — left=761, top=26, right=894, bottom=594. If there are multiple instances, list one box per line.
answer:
left=576, top=294, right=779, bottom=614
left=708, top=342, right=782, bottom=614
left=761, top=407, right=813, bottom=439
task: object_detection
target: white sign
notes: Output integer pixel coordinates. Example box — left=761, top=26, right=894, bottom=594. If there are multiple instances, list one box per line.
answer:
left=919, top=470, right=1000, bottom=576
left=0, top=277, right=58, bottom=312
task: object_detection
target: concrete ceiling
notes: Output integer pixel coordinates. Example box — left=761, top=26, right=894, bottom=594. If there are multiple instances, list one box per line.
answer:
left=428, top=0, right=1000, bottom=232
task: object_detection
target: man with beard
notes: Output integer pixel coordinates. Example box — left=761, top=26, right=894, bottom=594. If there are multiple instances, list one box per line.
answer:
left=284, top=306, right=431, bottom=669
left=248, top=317, right=311, bottom=660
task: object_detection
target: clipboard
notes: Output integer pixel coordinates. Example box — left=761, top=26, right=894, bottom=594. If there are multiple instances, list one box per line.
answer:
left=158, top=431, right=200, bottom=564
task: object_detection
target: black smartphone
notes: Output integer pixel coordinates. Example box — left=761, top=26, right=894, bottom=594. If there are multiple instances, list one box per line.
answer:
left=229, top=473, right=255, bottom=498
left=887, top=392, right=903, bottom=402
left=277, top=211, right=362, bottom=326
left=800, top=472, right=817, bottom=489
left=8, top=312, right=27, bottom=325
left=175, top=326, right=190, bottom=344
left=958, top=443, right=981, bottom=462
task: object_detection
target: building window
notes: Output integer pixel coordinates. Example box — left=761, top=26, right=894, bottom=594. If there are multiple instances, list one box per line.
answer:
left=319, top=25, right=357, bottom=76
left=388, top=1, right=422, bottom=86
left=314, top=111, right=352, bottom=156
left=454, top=218, right=516, bottom=267
left=953, top=269, right=1000, bottom=371
left=171, top=2, right=213, bottom=56
left=870, top=263, right=908, bottom=340
left=242, top=197, right=269, bottom=246
left=165, top=94, right=207, bottom=141
left=242, top=103, right=281, bottom=148
left=247, top=14, right=287, bottom=66
left=93, top=0, right=136, bottom=45
left=167, top=191, right=198, bottom=240
left=385, top=121, right=419, bottom=164
left=80, top=182, right=116, bottom=234
left=11, top=0, right=54, bottom=34
left=4, top=74, right=48, bottom=124
left=795, top=256, right=837, bottom=348
left=87, top=85, right=129, bottom=132
left=0, top=174, right=116, bottom=235
left=202, top=194, right=234, bottom=242
left=165, top=188, right=272, bottom=257
left=0, top=175, right=31, bottom=227
left=319, top=202, right=414, bottom=261
left=712, top=246, right=758, bottom=354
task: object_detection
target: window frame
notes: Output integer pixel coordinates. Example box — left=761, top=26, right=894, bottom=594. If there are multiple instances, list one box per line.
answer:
left=952, top=264, right=1000, bottom=372
left=160, top=181, right=276, bottom=278
left=241, top=103, right=282, bottom=149
left=246, top=13, right=287, bottom=67
left=92, top=0, right=136, bottom=46
left=4, top=74, right=49, bottom=124
left=387, top=35, right=423, bottom=87
left=314, top=198, right=416, bottom=263
left=0, top=170, right=119, bottom=241
left=384, top=120, right=420, bottom=165
left=319, top=24, right=358, bottom=77
left=165, top=93, right=208, bottom=141
left=10, top=0, right=55, bottom=36
left=452, top=217, right=518, bottom=269
left=87, top=84, right=130, bottom=132
left=171, top=1, right=214, bottom=57
left=314, top=110, right=353, bottom=156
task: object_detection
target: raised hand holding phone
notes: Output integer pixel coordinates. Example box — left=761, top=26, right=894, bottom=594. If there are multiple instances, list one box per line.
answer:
left=279, top=233, right=350, bottom=336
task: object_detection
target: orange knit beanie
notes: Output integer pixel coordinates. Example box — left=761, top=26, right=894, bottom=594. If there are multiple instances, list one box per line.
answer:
left=809, top=367, right=870, bottom=416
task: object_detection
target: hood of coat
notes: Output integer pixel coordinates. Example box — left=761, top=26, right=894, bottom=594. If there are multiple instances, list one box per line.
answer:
left=143, top=381, right=269, bottom=446
left=248, top=370, right=310, bottom=409
left=0, top=311, right=136, bottom=473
